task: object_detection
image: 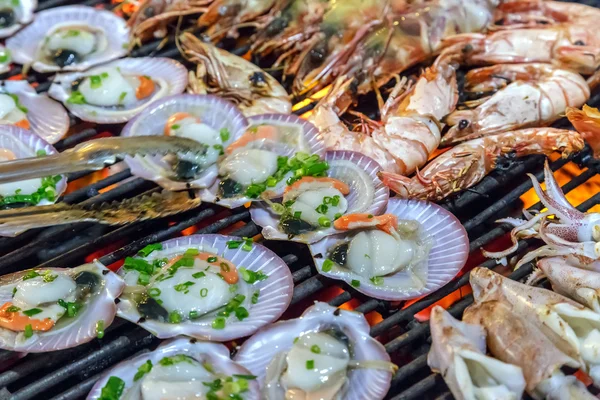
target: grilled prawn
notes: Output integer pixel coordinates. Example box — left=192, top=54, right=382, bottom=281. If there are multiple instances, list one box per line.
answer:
left=310, top=49, right=459, bottom=176
left=180, top=32, right=291, bottom=116
left=442, top=63, right=590, bottom=146
left=128, top=0, right=211, bottom=42
left=443, top=24, right=600, bottom=75
left=197, top=0, right=277, bottom=41
left=379, top=128, right=585, bottom=202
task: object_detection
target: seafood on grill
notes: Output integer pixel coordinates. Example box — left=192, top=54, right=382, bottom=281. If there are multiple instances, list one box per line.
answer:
left=470, top=267, right=600, bottom=386
left=197, top=0, right=277, bottom=41
left=297, top=0, right=498, bottom=97
left=483, top=160, right=600, bottom=267
left=234, top=302, right=396, bottom=400
left=531, top=257, right=600, bottom=313
left=116, top=234, right=293, bottom=341
left=0, top=261, right=124, bottom=352
left=250, top=150, right=389, bottom=243
left=442, top=63, right=591, bottom=146
left=379, top=127, right=586, bottom=202
left=128, top=0, right=211, bottom=43
left=463, top=300, right=594, bottom=400
left=310, top=47, right=459, bottom=176
left=6, top=6, right=129, bottom=73
left=48, top=57, right=187, bottom=124
left=443, top=25, right=600, bottom=75
left=428, top=306, right=526, bottom=400
left=0, top=126, right=66, bottom=236
left=0, top=0, right=35, bottom=38
left=87, top=337, right=260, bottom=400
left=494, top=0, right=600, bottom=29
left=308, top=198, right=468, bottom=300
left=566, top=104, right=600, bottom=158
left=0, top=80, right=69, bottom=144
left=180, top=32, right=292, bottom=116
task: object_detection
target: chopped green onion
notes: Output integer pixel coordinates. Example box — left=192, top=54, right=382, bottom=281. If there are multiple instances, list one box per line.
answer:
left=36, top=149, right=46, bottom=157
left=22, top=271, right=40, bottom=280
left=315, top=204, right=328, bottom=214
left=242, top=237, right=253, bottom=251
left=0, top=49, right=10, bottom=63
left=101, top=72, right=109, bottom=78
left=331, top=195, right=340, bottom=206
left=207, top=256, right=218, bottom=263
left=293, top=211, right=302, bottom=219
left=334, top=213, right=342, bottom=220
left=245, top=182, right=267, bottom=198
left=200, top=288, right=208, bottom=297
left=370, top=276, right=384, bottom=285
left=174, top=281, right=195, bottom=293
left=306, top=360, right=314, bottom=369
left=96, top=320, right=105, bottom=339
left=229, top=284, right=238, bottom=293
left=67, top=91, right=86, bottom=105
left=293, top=337, right=299, bottom=343
left=226, top=240, right=241, bottom=249
left=147, top=288, right=161, bottom=297
left=138, top=243, right=162, bottom=257
left=238, top=267, right=268, bottom=284
left=234, top=306, right=249, bottom=321
left=184, top=248, right=199, bottom=256
left=251, top=291, right=259, bottom=304
left=90, top=75, right=102, bottom=89
left=212, top=316, right=226, bottom=329
left=11, top=287, right=16, bottom=297
left=213, top=144, right=224, bottom=155
left=170, top=124, right=180, bottom=130
left=351, top=279, right=361, bottom=287
left=159, top=354, right=194, bottom=366
left=98, top=376, right=125, bottom=400
left=42, top=271, right=57, bottom=282
left=193, top=271, right=206, bottom=279
left=322, top=259, right=333, bottom=272
left=189, top=310, right=199, bottom=319
left=168, top=311, right=182, bottom=324
left=24, top=324, right=33, bottom=338
left=220, top=128, right=230, bottom=142
left=233, top=374, right=257, bottom=380
left=318, top=216, right=331, bottom=227
left=118, top=91, right=127, bottom=104
left=23, top=308, right=42, bottom=317
left=6, top=306, right=20, bottom=312
left=58, top=299, right=82, bottom=317
left=368, top=214, right=374, bottom=218
left=137, top=272, right=150, bottom=286
left=311, top=345, right=321, bottom=354
left=266, top=176, right=277, bottom=187
left=134, top=360, right=153, bottom=381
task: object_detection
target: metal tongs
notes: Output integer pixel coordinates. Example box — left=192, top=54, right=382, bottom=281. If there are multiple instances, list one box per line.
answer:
left=0, top=136, right=208, bottom=183
left=0, top=136, right=208, bottom=232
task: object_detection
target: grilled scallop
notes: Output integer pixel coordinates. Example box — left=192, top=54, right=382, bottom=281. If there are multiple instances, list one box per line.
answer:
left=48, top=57, right=187, bottom=124
left=0, top=261, right=124, bottom=352
left=0, top=0, right=35, bottom=38
left=116, top=234, right=293, bottom=341
left=235, top=302, right=395, bottom=400
left=7, top=6, right=129, bottom=72
left=87, top=337, right=260, bottom=400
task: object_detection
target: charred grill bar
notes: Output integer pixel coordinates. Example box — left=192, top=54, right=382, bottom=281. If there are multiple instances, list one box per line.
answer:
left=0, top=0, right=598, bottom=399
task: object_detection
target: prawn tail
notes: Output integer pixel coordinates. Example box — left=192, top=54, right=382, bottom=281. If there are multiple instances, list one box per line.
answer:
left=566, top=105, right=600, bottom=159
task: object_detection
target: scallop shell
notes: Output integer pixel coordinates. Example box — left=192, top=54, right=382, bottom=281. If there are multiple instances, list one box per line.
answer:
left=0, top=261, right=125, bottom=352
left=6, top=5, right=129, bottom=73
left=87, top=337, right=260, bottom=400
left=1, top=80, right=69, bottom=143
left=198, top=114, right=326, bottom=209
left=48, top=57, right=187, bottom=124
left=0, top=0, right=36, bottom=39
left=0, top=126, right=67, bottom=236
left=234, top=302, right=392, bottom=400
left=309, top=198, right=469, bottom=300
left=121, top=94, right=248, bottom=191
left=250, top=150, right=389, bottom=243
left=116, top=234, right=294, bottom=341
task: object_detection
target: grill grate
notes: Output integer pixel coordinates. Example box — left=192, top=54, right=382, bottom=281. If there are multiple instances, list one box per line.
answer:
left=0, top=0, right=599, bottom=399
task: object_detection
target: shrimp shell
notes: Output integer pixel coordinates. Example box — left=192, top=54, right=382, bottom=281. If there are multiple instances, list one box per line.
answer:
left=379, top=127, right=585, bottom=202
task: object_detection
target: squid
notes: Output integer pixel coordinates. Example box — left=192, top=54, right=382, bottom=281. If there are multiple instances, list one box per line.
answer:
left=470, top=267, right=600, bottom=386
left=483, top=160, right=600, bottom=268
left=464, top=300, right=594, bottom=400
left=428, top=306, right=526, bottom=400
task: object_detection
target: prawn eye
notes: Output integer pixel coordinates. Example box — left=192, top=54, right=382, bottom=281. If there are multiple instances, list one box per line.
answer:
left=458, top=119, right=469, bottom=130
left=143, top=6, right=156, bottom=17
left=249, top=71, right=267, bottom=86
left=574, top=40, right=586, bottom=46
